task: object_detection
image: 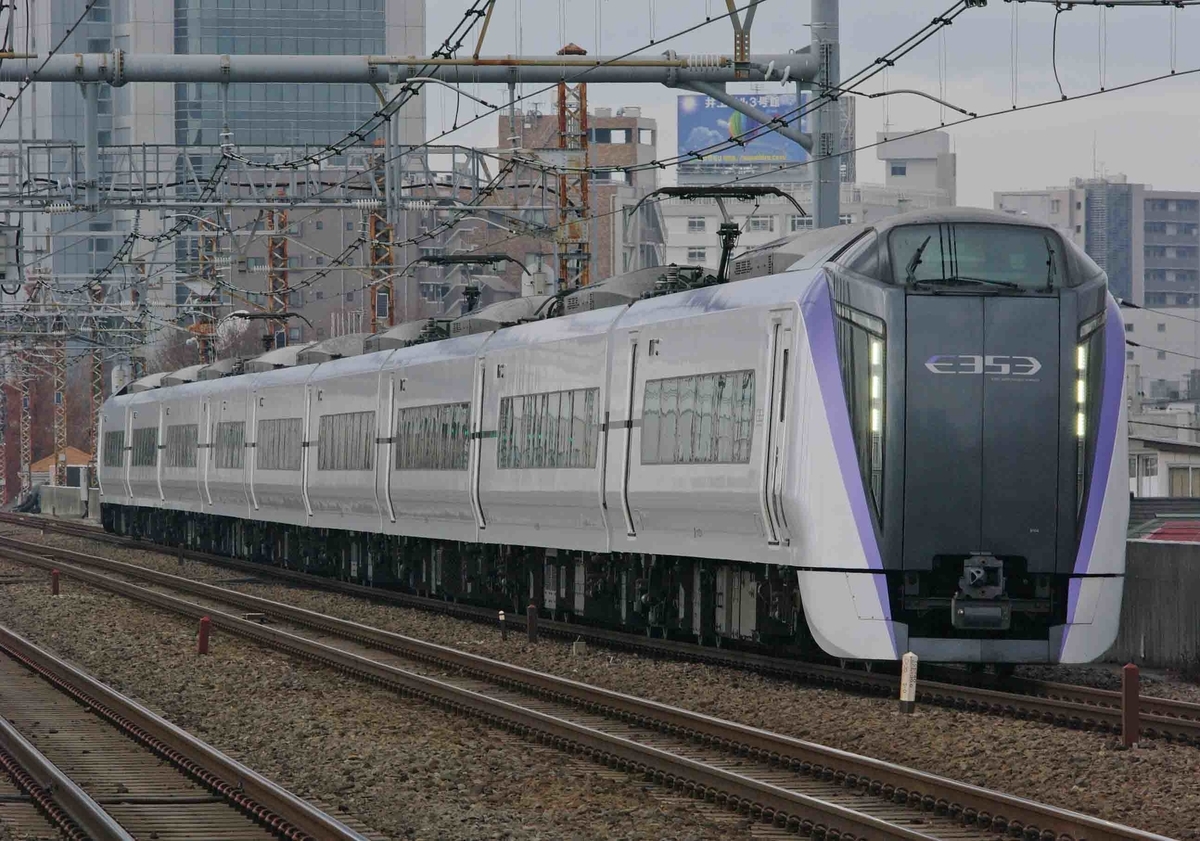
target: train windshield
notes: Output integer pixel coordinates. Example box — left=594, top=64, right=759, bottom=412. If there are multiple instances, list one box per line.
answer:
left=889, top=223, right=1066, bottom=291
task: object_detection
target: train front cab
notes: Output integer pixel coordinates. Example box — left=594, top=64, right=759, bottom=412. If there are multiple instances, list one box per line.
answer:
left=794, top=211, right=1127, bottom=664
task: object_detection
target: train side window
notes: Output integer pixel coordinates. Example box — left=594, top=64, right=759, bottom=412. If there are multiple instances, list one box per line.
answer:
left=102, top=430, right=125, bottom=467
left=395, top=402, right=470, bottom=470
left=213, top=421, right=245, bottom=470
left=257, top=418, right=303, bottom=471
left=317, top=411, right=376, bottom=471
left=496, top=388, right=600, bottom=469
left=165, top=424, right=199, bottom=468
left=130, top=427, right=158, bottom=467
left=641, top=370, right=756, bottom=465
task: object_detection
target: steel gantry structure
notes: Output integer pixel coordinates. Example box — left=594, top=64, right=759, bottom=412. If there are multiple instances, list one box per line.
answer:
left=0, top=1, right=843, bottom=503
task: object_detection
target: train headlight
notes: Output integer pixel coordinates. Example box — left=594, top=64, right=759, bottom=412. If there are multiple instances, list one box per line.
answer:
left=1075, top=309, right=1107, bottom=511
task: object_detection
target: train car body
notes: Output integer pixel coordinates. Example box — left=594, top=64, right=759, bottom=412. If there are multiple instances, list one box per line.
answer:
left=98, top=208, right=1129, bottom=664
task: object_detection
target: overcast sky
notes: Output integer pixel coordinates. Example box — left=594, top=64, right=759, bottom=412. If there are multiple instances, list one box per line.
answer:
left=422, top=1, right=1200, bottom=207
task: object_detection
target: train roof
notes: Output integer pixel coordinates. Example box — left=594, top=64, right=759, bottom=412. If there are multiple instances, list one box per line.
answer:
left=120, top=206, right=1107, bottom=396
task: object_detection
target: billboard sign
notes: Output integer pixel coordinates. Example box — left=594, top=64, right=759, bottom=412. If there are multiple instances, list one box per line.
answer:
left=677, top=92, right=809, bottom=166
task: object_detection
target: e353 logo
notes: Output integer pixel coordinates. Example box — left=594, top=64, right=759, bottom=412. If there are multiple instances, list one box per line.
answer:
left=924, top=355, right=1042, bottom=376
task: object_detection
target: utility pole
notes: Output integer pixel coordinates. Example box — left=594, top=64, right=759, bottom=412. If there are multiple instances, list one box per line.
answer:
left=51, top=327, right=67, bottom=486
left=0, top=384, right=7, bottom=505
left=369, top=150, right=395, bottom=334
left=17, top=348, right=31, bottom=501
left=555, top=43, right=591, bottom=292
left=266, top=201, right=290, bottom=348
left=811, top=0, right=840, bottom=229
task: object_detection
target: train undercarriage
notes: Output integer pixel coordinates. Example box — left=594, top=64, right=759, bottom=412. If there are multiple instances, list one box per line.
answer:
left=101, top=504, right=822, bottom=654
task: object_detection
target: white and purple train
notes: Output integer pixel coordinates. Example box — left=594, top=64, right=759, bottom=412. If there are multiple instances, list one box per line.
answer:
left=98, top=208, right=1129, bottom=664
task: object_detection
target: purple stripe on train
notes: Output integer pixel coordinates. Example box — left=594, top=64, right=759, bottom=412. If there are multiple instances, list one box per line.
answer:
left=800, top=273, right=897, bottom=658
left=1062, top=294, right=1125, bottom=646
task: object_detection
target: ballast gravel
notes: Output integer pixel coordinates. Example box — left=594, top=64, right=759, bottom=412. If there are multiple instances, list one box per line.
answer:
left=10, top=522, right=1200, bottom=839
left=0, top=555, right=754, bottom=841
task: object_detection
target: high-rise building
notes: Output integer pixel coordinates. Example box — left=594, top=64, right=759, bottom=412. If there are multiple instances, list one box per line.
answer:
left=996, top=175, right=1200, bottom=308
left=5, top=0, right=425, bottom=326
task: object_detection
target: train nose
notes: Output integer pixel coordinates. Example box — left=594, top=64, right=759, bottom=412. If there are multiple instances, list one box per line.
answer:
left=902, top=293, right=1062, bottom=579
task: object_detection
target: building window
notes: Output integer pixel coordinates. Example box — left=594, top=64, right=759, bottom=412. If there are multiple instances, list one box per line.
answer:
left=746, top=216, right=775, bottom=233
left=315, top=257, right=325, bottom=266
left=1050, top=199, right=1061, bottom=214
left=86, top=38, right=111, bottom=53
left=345, top=220, right=354, bottom=231
left=840, top=214, right=854, bottom=225
left=289, top=326, right=301, bottom=342
left=346, top=290, right=355, bottom=303
left=890, top=162, right=907, bottom=177
left=246, top=256, right=265, bottom=271
left=315, top=220, right=324, bottom=231
left=687, top=217, right=706, bottom=233
left=641, top=371, right=756, bottom=465
left=1125, top=323, right=1134, bottom=332
left=1075, top=225, right=1082, bottom=234
left=638, top=128, right=654, bottom=145
left=687, top=247, right=707, bottom=263
left=1126, top=350, right=1134, bottom=360
left=790, top=215, right=812, bottom=232
left=497, top=388, right=601, bottom=469
left=395, top=403, right=470, bottom=471
left=317, top=411, right=376, bottom=471
left=1076, top=201, right=1082, bottom=210
left=256, top=418, right=303, bottom=471
left=1158, top=323, right=1167, bottom=333
left=1158, top=350, right=1168, bottom=360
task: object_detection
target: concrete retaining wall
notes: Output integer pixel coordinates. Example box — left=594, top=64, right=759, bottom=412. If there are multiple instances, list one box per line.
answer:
left=38, top=485, right=87, bottom=519
left=1106, top=540, right=1200, bottom=668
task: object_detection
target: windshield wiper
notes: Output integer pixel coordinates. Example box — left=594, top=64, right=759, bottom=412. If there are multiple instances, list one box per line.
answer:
left=904, top=235, right=933, bottom=282
left=1044, top=235, right=1057, bottom=292
left=912, top=275, right=1022, bottom=291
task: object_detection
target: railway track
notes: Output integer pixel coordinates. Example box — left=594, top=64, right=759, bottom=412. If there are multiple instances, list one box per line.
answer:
left=0, top=535, right=1174, bottom=841
left=0, top=620, right=377, bottom=841
left=5, top=511, right=1200, bottom=746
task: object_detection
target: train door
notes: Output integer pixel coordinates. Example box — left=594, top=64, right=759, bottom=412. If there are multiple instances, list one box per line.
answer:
left=120, top=404, right=133, bottom=500
left=201, top=398, right=213, bottom=506
left=761, top=310, right=795, bottom=546
left=154, top=404, right=165, bottom=502
left=300, top=384, right=314, bottom=519
left=247, top=390, right=259, bottom=512
left=619, top=332, right=639, bottom=537
left=468, top=355, right=487, bottom=529
left=378, top=372, right=396, bottom=524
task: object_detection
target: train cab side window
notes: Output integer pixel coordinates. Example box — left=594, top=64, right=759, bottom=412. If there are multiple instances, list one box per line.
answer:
left=102, top=430, right=125, bottom=467
left=839, top=230, right=881, bottom=279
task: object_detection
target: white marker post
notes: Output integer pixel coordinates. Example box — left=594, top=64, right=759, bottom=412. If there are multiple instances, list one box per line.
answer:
left=899, top=651, right=918, bottom=714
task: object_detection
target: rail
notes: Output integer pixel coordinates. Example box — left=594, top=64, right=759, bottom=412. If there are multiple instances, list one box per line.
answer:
left=4, top=512, right=1199, bottom=744
left=0, top=535, right=1177, bottom=841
